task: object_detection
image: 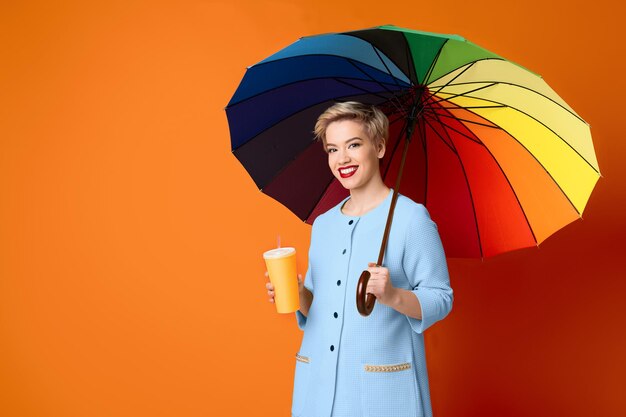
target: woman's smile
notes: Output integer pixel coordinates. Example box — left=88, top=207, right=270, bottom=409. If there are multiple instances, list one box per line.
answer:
left=339, top=165, right=359, bottom=178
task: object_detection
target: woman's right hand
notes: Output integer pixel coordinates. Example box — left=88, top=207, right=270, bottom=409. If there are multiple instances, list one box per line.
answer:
left=265, top=271, right=275, bottom=303
left=265, top=271, right=303, bottom=303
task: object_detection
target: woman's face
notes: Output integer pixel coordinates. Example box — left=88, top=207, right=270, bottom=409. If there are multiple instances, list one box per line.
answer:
left=324, top=119, right=385, bottom=191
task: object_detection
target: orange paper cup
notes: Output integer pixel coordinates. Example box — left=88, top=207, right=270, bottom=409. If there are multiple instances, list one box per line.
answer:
left=263, top=247, right=300, bottom=313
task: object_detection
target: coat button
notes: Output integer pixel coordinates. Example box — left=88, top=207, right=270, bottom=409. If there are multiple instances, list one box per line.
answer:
left=342, top=249, right=346, bottom=254
left=348, top=220, right=353, bottom=225
left=337, top=280, right=341, bottom=286
left=334, top=312, right=338, bottom=318
left=330, top=345, right=335, bottom=352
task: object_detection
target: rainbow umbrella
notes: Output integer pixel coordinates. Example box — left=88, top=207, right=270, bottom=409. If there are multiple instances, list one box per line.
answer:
left=226, top=25, right=601, bottom=260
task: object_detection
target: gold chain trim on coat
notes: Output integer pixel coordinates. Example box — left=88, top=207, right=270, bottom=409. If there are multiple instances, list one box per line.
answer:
left=295, top=353, right=310, bottom=363
left=364, top=362, right=411, bottom=372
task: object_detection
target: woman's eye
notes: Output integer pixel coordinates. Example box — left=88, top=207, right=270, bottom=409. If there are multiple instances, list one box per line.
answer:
left=327, top=143, right=358, bottom=153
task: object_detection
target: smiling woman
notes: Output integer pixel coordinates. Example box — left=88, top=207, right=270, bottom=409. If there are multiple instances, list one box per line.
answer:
left=270, top=101, right=454, bottom=417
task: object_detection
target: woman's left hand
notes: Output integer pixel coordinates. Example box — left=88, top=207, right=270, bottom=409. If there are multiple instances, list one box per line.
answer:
left=365, top=262, right=397, bottom=306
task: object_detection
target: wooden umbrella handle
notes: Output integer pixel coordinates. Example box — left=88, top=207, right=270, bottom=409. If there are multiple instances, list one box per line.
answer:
left=356, top=270, right=376, bottom=316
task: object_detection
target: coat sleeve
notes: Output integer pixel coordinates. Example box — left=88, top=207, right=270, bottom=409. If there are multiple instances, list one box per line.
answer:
left=295, top=219, right=316, bottom=330
left=402, top=204, right=453, bottom=334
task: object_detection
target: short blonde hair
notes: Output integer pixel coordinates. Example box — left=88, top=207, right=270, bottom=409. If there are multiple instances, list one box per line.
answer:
left=314, top=101, right=389, bottom=148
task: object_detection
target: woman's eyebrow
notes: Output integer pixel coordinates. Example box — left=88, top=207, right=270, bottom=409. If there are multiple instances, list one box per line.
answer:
left=325, top=137, right=362, bottom=147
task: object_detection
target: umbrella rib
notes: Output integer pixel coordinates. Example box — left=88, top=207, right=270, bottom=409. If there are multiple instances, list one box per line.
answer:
left=430, top=80, right=587, bottom=125
left=429, top=61, right=478, bottom=98
left=374, top=92, right=407, bottom=120
left=343, top=57, right=402, bottom=100
left=422, top=114, right=484, bottom=259
left=404, top=36, right=418, bottom=85
left=345, top=58, right=406, bottom=115
left=429, top=82, right=499, bottom=105
left=389, top=112, right=411, bottom=128
left=429, top=98, right=507, bottom=109
left=368, top=44, right=404, bottom=90
left=420, top=106, right=428, bottom=154
left=437, top=92, right=600, bottom=176
left=422, top=39, right=448, bottom=86
left=378, top=96, right=409, bottom=120
left=477, top=145, right=539, bottom=246
left=427, top=108, right=538, bottom=246
left=398, top=31, right=418, bottom=84
left=426, top=58, right=505, bottom=87
left=440, top=104, right=506, bottom=109
left=423, top=112, right=483, bottom=145
left=422, top=108, right=500, bottom=129
left=332, top=77, right=404, bottom=103
left=387, top=112, right=406, bottom=125
left=421, top=116, right=459, bottom=155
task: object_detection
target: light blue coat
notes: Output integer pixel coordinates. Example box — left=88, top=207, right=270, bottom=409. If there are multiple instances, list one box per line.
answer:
left=293, top=189, right=453, bottom=417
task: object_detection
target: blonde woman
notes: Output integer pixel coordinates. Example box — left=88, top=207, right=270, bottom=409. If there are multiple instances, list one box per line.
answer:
left=266, top=102, right=453, bottom=417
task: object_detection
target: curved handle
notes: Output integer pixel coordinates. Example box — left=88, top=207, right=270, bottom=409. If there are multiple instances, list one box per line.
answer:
left=356, top=269, right=377, bottom=316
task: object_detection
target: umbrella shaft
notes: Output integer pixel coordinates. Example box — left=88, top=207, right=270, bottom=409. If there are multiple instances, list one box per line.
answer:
left=405, top=102, right=420, bottom=143
left=376, top=123, right=412, bottom=266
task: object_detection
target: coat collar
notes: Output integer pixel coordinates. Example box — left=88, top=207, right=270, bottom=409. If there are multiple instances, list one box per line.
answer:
left=334, top=188, right=394, bottom=220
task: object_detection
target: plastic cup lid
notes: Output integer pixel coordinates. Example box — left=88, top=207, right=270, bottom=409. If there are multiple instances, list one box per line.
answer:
left=263, top=247, right=296, bottom=259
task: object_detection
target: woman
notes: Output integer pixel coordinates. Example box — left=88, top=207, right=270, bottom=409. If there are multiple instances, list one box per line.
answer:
left=265, top=102, right=453, bottom=417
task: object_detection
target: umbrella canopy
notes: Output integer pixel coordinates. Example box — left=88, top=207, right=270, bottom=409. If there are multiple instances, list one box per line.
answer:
left=226, top=25, right=601, bottom=259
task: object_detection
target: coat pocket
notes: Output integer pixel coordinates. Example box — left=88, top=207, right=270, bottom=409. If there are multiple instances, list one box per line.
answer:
left=359, top=360, right=419, bottom=417
left=292, top=353, right=311, bottom=417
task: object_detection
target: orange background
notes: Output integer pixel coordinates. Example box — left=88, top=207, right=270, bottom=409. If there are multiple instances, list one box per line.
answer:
left=1, top=1, right=624, bottom=416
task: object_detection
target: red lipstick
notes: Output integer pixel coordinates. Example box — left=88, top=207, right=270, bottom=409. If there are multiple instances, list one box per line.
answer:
left=339, top=165, right=358, bottom=178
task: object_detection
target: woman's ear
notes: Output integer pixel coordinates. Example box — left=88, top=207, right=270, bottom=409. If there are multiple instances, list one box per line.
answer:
left=376, top=138, right=386, bottom=159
